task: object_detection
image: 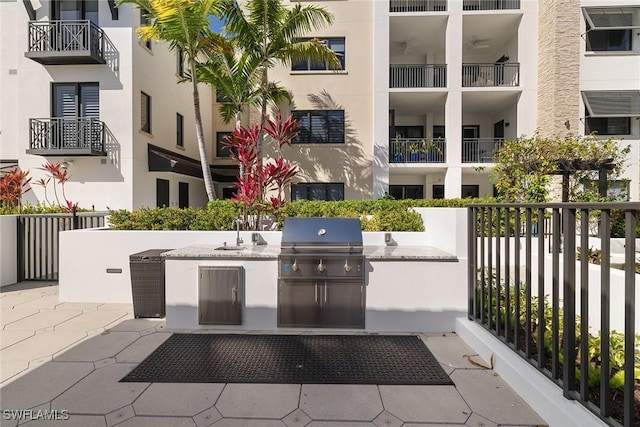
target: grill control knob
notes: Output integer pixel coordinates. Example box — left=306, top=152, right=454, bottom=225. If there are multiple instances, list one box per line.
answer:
left=292, top=259, right=299, bottom=272
left=344, top=261, right=352, bottom=272
left=317, top=260, right=326, bottom=272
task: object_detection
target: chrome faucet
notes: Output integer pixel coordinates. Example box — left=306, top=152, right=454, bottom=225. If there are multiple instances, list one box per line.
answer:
left=233, top=218, right=244, bottom=246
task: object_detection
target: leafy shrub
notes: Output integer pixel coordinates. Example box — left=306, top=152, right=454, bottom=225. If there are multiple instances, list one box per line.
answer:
left=0, top=203, right=94, bottom=215
left=610, top=209, right=640, bottom=238
left=107, top=199, right=445, bottom=231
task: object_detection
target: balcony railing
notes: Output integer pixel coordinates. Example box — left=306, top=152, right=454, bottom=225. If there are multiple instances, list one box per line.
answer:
left=463, top=0, right=520, bottom=10
left=389, top=0, right=447, bottom=12
left=468, top=202, right=639, bottom=427
left=25, top=20, right=106, bottom=65
left=390, top=138, right=446, bottom=163
left=462, top=138, right=503, bottom=163
left=462, top=63, right=520, bottom=87
left=27, top=118, right=107, bottom=156
left=390, top=65, right=447, bottom=88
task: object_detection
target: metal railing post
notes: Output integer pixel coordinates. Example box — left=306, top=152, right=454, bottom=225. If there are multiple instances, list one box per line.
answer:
left=562, top=206, right=576, bottom=399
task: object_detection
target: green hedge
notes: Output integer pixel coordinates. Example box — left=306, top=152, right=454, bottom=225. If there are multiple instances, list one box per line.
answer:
left=0, top=204, right=91, bottom=215
left=107, top=201, right=243, bottom=230
left=609, top=209, right=640, bottom=238
left=106, top=199, right=498, bottom=231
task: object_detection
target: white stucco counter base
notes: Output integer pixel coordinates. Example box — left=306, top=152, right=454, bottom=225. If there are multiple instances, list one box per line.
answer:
left=164, top=244, right=467, bottom=333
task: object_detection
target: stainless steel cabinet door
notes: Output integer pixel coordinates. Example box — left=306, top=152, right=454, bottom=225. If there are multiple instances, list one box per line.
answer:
left=278, top=280, right=322, bottom=327
left=199, top=267, right=243, bottom=325
left=322, top=281, right=364, bottom=329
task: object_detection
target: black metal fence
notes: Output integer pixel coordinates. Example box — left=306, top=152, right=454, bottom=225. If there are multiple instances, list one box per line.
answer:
left=17, top=210, right=108, bottom=281
left=463, top=0, right=520, bottom=10
left=462, top=63, right=520, bottom=87
left=27, top=20, right=105, bottom=58
left=390, top=138, right=446, bottom=163
left=390, top=64, right=447, bottom=88
left=389, top=0, right=447, bottom=12
left=462, top=138, right=504, bottom=163
left=29, top=117, right=106, bottom=153
left=468, top=202, right=639, bottom=427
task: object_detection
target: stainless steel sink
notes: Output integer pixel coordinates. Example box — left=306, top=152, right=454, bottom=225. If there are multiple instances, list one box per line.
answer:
left=214, top=245, right=246, bottom=251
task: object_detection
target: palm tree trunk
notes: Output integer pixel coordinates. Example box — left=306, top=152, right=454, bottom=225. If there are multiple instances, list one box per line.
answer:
left=191, top=60, right=216, bottom=201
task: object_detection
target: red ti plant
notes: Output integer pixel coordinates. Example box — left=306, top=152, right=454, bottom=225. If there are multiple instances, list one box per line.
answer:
left=223, top=112, right=299, bottom=229
left=0, top=168, right=31, bottom=211
left=37, top=162, right=74, bottom=210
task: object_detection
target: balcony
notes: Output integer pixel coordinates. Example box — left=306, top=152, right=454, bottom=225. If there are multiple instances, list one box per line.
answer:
left=390, top=138, right=446, bottom=163
left=25, top=20, right=106, bottom=65
left=27, top=118, right=107, bottom=156
left=462, top=138, right=503, bottom=163
left=390, top=65, right=447, bottom=88
left=463, top=0, right=520, bottom=11
left=389, top=0, right=447, bottom=12
left=462, top=63, right=519, bottom=87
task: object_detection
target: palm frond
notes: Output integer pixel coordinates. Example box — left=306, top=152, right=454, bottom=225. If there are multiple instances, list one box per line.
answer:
left=279, top=39, right=341, bottom=70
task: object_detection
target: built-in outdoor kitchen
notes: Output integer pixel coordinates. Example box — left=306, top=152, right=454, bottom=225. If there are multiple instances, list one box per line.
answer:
left=161, top=214, right=467, bottom=332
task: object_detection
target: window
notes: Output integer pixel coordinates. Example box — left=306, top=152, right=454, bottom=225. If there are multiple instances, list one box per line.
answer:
left=583, top=7, right=638, bottom=52
left=389, top=185, right=424, bottom=200
left=585, top=179, right=630, bottom=201
left=216, top=131, right=233, bottom=157
left=585, top=116, right=631, bottom=135
left=432, top=185, right=444, bottom=199
left=51, top=83, right=99, bottom=148
left=216, top=92, right=232, bottom=103
left=52, top=0, right=98, bottom=24
left=52, top=83, right=99, bottom=118
left=292, top=37, right=345, bottom=71
left=176, top=113, right=184, bottom=147
left=292, top=183, right=344, bottom=201
left=292, top=110, right=345, bottom=144
left=156, top=179, right=169, bottom=207
left=140, top=9, right=152, bottom=50
left=222, top=187, right=236, bottom=200
left=461, top=185, right=479, bottom=199
left=178, top=182, right=189, bottom=208
left=141, top=92, right=151, bottom=133
left=586, top=26, right=632, bottom=51
left=393, top=126, right=424, bottom=138
left=176, top=50, right=185, bottom=76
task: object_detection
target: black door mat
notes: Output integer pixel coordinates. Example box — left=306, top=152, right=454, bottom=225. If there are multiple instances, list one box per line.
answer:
left=121, top=334, right=453, bottom=385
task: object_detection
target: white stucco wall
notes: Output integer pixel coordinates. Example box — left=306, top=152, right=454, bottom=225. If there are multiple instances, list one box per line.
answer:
left=0, top=2, right=212, bottom=211
left=0, top=216, right=18, bottom=287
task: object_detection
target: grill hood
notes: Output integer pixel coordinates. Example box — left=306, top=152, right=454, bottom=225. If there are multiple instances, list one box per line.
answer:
left=281, top=217, right=363, bottom=248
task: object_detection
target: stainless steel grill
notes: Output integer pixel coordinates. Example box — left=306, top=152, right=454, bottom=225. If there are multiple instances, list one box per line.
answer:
left=278, top=217, right=365, bottom=328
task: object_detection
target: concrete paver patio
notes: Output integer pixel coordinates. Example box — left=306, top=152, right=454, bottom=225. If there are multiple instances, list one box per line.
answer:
left=0, top=283, right=547, bottom=427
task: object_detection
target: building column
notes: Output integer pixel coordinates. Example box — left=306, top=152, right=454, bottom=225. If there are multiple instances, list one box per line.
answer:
left=445, top=167, right=462, bottom=198
left=445, top=3, right=463, bottom=193
left=372, top=0, right=390, bottom=199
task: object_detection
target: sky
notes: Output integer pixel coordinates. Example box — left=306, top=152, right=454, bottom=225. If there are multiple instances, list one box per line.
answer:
left=209, top=17, right=224, bottom=33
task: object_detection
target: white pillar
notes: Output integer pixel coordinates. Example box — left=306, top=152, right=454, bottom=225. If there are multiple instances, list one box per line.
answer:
left=445, top=167, right=462, bottom=198
left=445, top=3, right=463, bottom=187
left=372, top=0, right=390, bottom=199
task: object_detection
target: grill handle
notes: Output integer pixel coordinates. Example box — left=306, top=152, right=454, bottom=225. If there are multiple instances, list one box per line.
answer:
left=324, top=281, right=328, bottom=303
left=315, top=282, right=318, bottom=302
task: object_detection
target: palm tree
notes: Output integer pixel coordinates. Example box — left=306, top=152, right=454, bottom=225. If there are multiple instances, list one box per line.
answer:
left=221, top=0, right=341, bottom=156
left=197, top=49, right=292, bottom=130
left=196, top=48, right=293, bottom=185
left=117, top=0, right=230, bottom=201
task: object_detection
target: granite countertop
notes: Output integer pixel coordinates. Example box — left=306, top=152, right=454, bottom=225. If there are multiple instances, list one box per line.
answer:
left=162, top=244, right=280, bottom=259
left=163, top=244, right=457, bottom=261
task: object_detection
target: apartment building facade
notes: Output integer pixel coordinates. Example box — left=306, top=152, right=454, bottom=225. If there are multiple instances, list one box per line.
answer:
left=578, top=0, right=640, bottom=200
left=220, top=0, right=638, bottom=202
left=0, top=0, right=230, bottom=211
left=2, top=0, right=638, bottom=208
